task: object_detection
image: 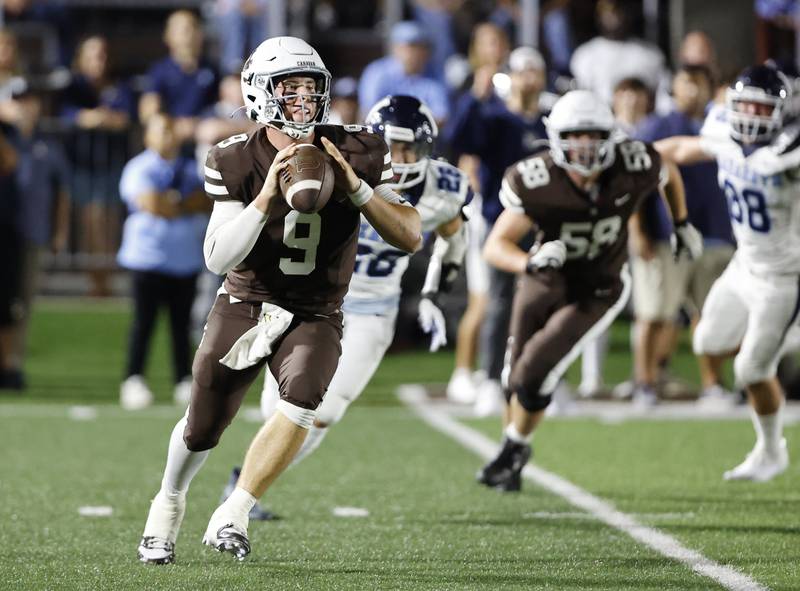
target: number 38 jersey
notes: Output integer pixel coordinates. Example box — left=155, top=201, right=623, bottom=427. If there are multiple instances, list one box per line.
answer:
left=701, top=104, right=800, bottom=276
left=344, top=159, right=470, bottom=315
left=500, top=141, right=664, bottom=291
left=204, top=125, right=392, bottom=316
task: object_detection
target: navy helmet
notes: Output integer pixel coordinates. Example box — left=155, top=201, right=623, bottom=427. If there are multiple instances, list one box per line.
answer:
left=365, top=95, right=438, bottom=189
left=726, top=64, right=791, bottom=144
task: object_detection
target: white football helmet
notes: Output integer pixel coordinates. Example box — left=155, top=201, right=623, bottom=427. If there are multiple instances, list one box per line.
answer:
left=241, top=37, right=331, bottom=139
left=546, top=90, right=617, bottom=176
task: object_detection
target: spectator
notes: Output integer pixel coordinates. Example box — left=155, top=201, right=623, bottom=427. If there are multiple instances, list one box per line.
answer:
left=60, top=35, right=133, bottom=298
left=214, top=0, right=269, bottom=75
left=444, top=46, right=547, bottom=414
left=629, top=65, right=735, bottom=407
left=678, top=30, right=725, bottom=102
left=410, top=0, right=459, bottom=81
left=194, top=73, right=254, bottom=152
left=326, top=77, right=360, bottom=125
left=569, top=0, right=666, bottom=107
left=612, top=77, right=653, bottom=135
left=117, top=114, right=211, bottom=410
left=358, top=21, right=450, bottom=123
left=139, top=10, right=219, bottom=144
left=442, top=22, right=510, bottom=404
left=0, top=28, right=25, bottom=125
left=0, top=123, right=20, bottom=389
left=447, top=21, right=511, bottom=94
left=541, top=0, right=576, bottom=85
left=2, top=0, right=73, bottom=67
left=7, top=85, right=70, bottom=390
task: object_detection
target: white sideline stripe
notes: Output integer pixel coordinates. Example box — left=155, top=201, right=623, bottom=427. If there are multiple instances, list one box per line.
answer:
left=398, top=385, right=768, bottom=591
left=204, top=181, right=229, bottom=195
left=285, top=179, right=322, bottom=207
left=204, top=166, right=222, bottom=180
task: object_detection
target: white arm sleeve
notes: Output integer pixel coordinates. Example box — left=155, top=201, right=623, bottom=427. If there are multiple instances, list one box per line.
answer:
left=203, top=200, right=268, bottom=275
left=421, top=222, right=468, bottom=294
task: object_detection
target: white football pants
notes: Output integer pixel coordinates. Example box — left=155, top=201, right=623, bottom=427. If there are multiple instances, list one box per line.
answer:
left=694, top=254, right=800, bottom=387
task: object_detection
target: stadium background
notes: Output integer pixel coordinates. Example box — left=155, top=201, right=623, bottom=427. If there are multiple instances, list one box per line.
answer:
left=1, top=2, right=799, bottom=590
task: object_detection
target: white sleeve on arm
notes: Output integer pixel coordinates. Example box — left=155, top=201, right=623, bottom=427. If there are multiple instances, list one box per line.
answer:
left=374, top=183, right=413, bottom=206
left=203, top=200, right=268, bottom=275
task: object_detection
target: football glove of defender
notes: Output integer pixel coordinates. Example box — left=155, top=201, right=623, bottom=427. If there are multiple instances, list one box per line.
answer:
left=418, top=295, right=447, bottom=352
left=670, top=219, right=703, bottom=261
left=526, top=240, right=567, bottom=274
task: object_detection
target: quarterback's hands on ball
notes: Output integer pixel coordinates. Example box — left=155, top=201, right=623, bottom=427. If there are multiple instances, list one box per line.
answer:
left=255, top=144, right=298, bottom=211
left=670, top=219, right=703, bottom=261
left=526, top=240, right=567, bottom=273
left=321, top=136, right=361, bottom=193
left=418, top=295, right=447, bottom=352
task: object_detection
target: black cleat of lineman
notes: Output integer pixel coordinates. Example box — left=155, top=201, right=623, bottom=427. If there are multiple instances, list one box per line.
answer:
left=476, top=437, right=532, bottom=492
left=138, top=537, right=175, bottom=565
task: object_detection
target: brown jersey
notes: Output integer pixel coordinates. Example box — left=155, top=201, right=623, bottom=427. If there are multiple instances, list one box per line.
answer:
left=204, top=125, right=392, bottom=316
left=500, top=140, right=664, bottom=291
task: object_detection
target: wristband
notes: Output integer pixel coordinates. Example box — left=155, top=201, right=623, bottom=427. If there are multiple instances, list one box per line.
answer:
left=348, top=180, right=373, bottom=207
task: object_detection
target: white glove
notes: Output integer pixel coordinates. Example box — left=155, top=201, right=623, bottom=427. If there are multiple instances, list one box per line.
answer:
left=418, top=296, right=447, bottom=352
left=670, top=220, right=703, bottom=260
left=527, top=240, right=567, bottom=273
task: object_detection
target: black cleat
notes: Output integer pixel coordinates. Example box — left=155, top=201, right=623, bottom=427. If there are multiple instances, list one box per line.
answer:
left=204, top=524, right=250, bottom=561
left=138, top=536, right=175, bottom=565
left=476, top=437, right=531, bottom=492
left=222, top=467, right=279, bottom=521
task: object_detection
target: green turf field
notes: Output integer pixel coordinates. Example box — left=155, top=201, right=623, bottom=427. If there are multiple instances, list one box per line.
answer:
left=1, top=300, right=797, bottom=590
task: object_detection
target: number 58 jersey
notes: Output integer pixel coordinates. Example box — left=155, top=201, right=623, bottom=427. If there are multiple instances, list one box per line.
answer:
left=344, top=159, right=471, bottom=315
left=500, top=141, right=664, bottom=291
left=701, top=104, right=800, bottom=276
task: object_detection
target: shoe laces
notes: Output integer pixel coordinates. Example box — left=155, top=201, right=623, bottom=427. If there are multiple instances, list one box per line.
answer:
left=141, top=536, right=174, bottom=551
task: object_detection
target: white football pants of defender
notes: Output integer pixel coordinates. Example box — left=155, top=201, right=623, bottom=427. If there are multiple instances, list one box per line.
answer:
left=261, top=309, right=397, bottom=464
left=693, top=254, right=800, bottom=386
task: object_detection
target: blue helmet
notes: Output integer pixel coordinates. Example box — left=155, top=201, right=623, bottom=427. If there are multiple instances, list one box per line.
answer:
left=726, top=64, right=791, bottom=143
left=365, top=95, right=438, bottom=189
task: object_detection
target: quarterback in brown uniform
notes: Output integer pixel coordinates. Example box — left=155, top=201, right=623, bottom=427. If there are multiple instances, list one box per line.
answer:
left=137, top=37, right=421, bottom=564
left=477, top=90, right=703, bottom=492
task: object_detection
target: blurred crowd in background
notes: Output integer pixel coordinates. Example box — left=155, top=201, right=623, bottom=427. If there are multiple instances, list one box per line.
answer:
left=2, top=0, right=800, bottom=405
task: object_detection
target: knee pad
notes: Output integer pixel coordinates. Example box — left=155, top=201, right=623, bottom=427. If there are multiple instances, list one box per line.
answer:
left=183, top=430, right=220, bottom=452
left=514, top=385, right=552, bottom=413
left=276, top=399, right=316, bottom=429
left=314, top=389, right=353, bottom=426
left=733, top=354, right=774, bottom=387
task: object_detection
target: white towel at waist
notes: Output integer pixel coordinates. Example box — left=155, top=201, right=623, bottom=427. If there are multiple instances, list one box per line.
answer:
left=219, top=301, right=294, bottom=370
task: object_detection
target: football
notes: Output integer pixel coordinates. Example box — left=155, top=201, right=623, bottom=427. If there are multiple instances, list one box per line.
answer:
left=279, top=143, right=335, bottom=213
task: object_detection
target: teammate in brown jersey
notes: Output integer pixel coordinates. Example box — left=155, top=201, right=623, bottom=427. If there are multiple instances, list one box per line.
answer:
left=476, top=90, right=703, bottom=492
left=137, top=37, right=421, bottom=564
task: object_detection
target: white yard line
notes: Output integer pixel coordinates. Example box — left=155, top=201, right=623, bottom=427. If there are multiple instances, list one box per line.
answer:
left=398, top=385, right=769, bottom=591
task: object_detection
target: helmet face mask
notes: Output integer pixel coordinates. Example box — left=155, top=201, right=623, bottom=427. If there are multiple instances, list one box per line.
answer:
left=726, top=65, right=789, bottom=144
left=241, top=37, right=331, bottom=139
left=552, top=130, right=615, bottom=176
left=546, top=90, right=617, bottom=177
left=365, top=95, right=438, bottom=190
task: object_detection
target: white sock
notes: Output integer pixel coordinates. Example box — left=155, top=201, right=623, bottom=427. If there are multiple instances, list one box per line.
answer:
left=755, top=403, right=784, bottom=454
left=290, top=425, right=329, bottom=467
left=581, top=331, right=608, bottom=388
left=222, top=486, right=258, bottom=524
left=504, top=423, right=532, bottom=445
left=161, top=416, right=210, bottom=496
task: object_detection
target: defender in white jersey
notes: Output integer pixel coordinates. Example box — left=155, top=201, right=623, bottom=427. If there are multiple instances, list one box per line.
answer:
left=257, top=95, right=470, bottom=466
left=656, top=65, right=796, bottom=482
